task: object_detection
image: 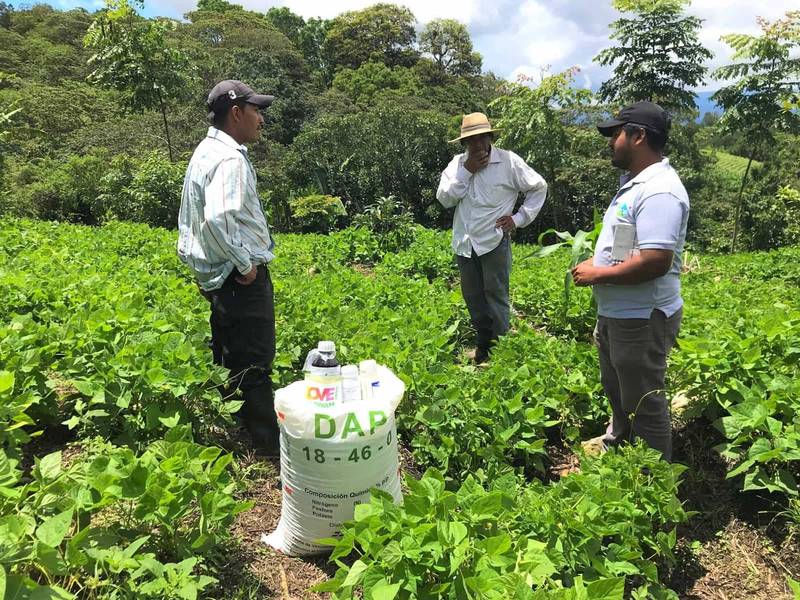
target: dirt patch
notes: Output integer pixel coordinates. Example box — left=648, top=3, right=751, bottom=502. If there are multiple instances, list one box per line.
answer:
left=19, top=424, right=75, bottom=474
left=678, top=520, right=798, bottom=599
left=545, top=441, right=581, bottom=480
left=47, top=371, right=77, bottom=397
left=351, top=263, right=375, bottom=278
left=398, top=442, right=423, bottom=482
left=669, top=418, right=800, bottom=599
left=211, top=455, right=336, bottom=599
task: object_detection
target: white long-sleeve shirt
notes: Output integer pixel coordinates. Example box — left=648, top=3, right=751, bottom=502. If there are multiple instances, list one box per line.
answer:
left=436, top=147, right=547, bottom=257
left=177, top=127, right=274, bottom=291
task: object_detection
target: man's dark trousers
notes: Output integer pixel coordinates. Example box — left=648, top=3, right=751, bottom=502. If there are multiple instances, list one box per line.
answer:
left=209, top=264, right=277, bottom=447
left=456, top=236, right=512, bottom=357
left=595, top=307, right=682, bottom=461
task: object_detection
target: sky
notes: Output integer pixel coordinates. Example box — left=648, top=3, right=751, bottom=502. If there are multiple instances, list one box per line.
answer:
left=17, top=0, right=800, bottom=93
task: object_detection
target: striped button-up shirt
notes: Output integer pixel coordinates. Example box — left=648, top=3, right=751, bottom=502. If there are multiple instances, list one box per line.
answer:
left=436, top=147, right=547, bottom=257
left=177, top=127, right=274, bottom=291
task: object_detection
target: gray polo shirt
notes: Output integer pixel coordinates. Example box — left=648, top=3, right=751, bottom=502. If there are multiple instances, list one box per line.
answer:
left=593, top=158, right=690, bottom=319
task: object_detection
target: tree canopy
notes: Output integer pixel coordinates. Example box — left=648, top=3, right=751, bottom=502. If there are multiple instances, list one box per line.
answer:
left=323, top=3, right=418, bottom=72
left=595, top=0, right=712, bottom=113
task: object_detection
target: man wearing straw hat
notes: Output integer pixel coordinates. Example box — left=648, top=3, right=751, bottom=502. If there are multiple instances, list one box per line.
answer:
left=437, top=112, right=548, bottom=364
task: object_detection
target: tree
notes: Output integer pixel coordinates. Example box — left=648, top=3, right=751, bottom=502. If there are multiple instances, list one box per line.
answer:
left=0, top=2, right=12, bottom=29
left=418, top=19, right=481, bottom=81
left=332, top=61, right=421, bottom=106
left=180, top=8, right=316, bottom=145
left=712, top=10, right=800, bottom=251
left=265, top=7, right=331, bottom=77
left=0, top=73, right=20, bottom=161
left=84, top=0, right=194, bottom=161
left=1, top=6, right=94, bottom=84
left=594, top=0, right=712, bottom=113
left=265, top=6, right=305, bottom=44
left=286, top=100, right=451, bottom=224
left=195, top=0, right=243, bottom=12
left=323, top=4, right=418, bottom=72
left=298, top=17, right=331, bottom=76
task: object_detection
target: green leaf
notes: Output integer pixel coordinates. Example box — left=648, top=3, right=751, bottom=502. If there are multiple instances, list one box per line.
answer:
left=787, top=577, right=800, bottom=599
left=585, top=576, right=626, bottom=600
left=158, top=412, right=181, bottom=428
left=0, top=371, right=14, bottom=394
left=36, top=509, right=74, bottom=548
left=438, top=521, right=468, bottom=547
left=534, top=243, right=566, bottom=258
left=29, top=585, right=74, bottom=599
left=37, top=452, right=62, bottom=481
left=371, top=581, right=401, bottom=600
left=0, top=564, right=6, bottom=600
left=342, top=559, right=368, bottom=587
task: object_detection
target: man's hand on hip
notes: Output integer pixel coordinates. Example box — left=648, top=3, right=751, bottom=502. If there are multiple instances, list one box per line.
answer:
left=196, top=281, right=213, bottom=301
left=465, top=150, right=490, bottom=174
left=496, top=215, right=516, bottom=234
left=235, top=264, right=258, bottom=285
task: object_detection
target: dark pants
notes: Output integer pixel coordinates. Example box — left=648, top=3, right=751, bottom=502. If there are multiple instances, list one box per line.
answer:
left=595, top=307, right=682, bottom=461
left=456, top=237, right=512, bottom=354
left=209, top=264, right=277, bottom=446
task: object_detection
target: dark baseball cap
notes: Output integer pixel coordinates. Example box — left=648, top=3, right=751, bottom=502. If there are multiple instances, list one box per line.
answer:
left=597, top=101, right=671, bottom=137
left=206, top=80, right=274, bottom=120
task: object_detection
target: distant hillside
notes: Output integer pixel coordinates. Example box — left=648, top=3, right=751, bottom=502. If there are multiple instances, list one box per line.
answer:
left=702, top=148, right=762, bottom=184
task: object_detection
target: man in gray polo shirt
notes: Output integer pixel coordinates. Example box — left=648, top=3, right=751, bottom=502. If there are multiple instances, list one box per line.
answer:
left=572, top=101, right=689, bottom=461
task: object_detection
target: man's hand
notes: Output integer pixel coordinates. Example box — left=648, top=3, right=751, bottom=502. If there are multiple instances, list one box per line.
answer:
left=235, top=264, right=258, bottom=285
left=464, top=149, right=490, bottom=174
left=196, top=281, right=213, bottom=301
left=496, top=215, right=516, bottom=234
left=571, top=258, right=599, bottom=287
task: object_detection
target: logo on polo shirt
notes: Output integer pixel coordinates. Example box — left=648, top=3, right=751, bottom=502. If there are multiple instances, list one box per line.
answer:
left=616, top=201, right=630, bottom=218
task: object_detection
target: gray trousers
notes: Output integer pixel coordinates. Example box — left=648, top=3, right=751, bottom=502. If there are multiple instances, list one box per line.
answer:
left=456, top=237, right=512, bottom=352
left=595, top=307, right=682, bottom=461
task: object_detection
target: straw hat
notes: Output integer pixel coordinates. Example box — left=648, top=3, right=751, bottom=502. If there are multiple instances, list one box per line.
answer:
left=449, top=112, right=500, bottom=143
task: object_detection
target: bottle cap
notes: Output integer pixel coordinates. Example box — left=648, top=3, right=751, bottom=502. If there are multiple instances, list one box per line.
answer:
left=359, top=359, right=377, bottom=374
left=341, top=364, right=359, bottom=377
left=318, top=340, right=336, bottom=353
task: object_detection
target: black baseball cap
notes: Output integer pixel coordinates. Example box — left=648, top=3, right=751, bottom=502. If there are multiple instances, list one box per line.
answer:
left=206, top=80, right=274, bottom=120
left=597, top=101, right=671, bottom=137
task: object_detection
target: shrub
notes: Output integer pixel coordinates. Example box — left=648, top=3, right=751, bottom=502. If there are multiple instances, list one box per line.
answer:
left=288, top=192, right=346, bottom=232
left=286, top=100, right=451, bottom=226
left=96, top=152, right=186, bottom=229
left=6, top=150, right=109, bottom=223
left=743, top=185, right=800, bottom=249
left=352, top=195, right=417, bottom=253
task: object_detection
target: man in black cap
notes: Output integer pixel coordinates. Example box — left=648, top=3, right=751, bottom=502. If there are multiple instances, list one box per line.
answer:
left=177, top=80, right=279, bottom=453
left=571, top=101, right=690, bottom=461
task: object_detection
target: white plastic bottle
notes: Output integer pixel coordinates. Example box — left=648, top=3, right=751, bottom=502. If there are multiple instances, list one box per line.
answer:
left=358, top=359, right=380, bottom=401
left=341, top=364, right=361, bottom=403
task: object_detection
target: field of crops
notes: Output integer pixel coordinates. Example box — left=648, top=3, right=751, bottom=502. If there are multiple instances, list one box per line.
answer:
left=701, top=149, right=763, bottom=186
left=1, top=218, right=799, bottom=599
